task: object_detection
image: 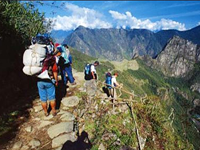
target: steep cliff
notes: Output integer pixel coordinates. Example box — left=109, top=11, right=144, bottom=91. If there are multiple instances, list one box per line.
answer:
left=155, top=36, right=200, bottom=77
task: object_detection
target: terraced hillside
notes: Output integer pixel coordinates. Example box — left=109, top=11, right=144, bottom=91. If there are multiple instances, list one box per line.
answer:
left=70, top=47, right=200, bottom=149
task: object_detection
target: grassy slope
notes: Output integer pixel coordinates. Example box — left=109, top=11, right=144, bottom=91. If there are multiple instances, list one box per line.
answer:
left=71, top=47, right=200, bottom=149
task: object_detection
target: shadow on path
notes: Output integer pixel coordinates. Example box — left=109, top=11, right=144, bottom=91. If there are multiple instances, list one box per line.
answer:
left=47, top=81, right=67, bottom=113
left=55, top=81, right=68, bottom=110
left=61, top=131, right=92, bottom=150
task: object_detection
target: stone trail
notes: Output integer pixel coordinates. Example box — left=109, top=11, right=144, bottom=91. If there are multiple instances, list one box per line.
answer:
left=6, top=72, right=85, bottom=150
left=5, top=71, right=131, bottom=150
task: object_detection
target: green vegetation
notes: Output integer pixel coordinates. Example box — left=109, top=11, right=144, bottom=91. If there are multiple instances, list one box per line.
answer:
left=70, top=47, right=95, bottom=72
left=0, top=0, right=50, bottom=142
left=72, top=52, right=200, bottom=149
left=0, top=1, right=199, bottom=148
left=70, top=47, right=115, bottom=81
left=0, top=1, right=50, bottom=45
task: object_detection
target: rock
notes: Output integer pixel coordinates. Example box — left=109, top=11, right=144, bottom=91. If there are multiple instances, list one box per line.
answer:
left=38, top=120, right=53, bottom=129
left=43, top=114, right=54, bottom=120
left=191, top=118, right=200, bottom=130
left=47, top=122, right=74, bottom=139
left=120, top=146, right=136, bottom=150
left=25, top=126, right=32, bottom=132
left=191, top=83, right=200, bottom=93
left=78, top=87, right=85, bottom=91
left=54, top=146, right=62, bottom=150
left=61, top=96, right=79, bottom=107
left=12, top=141, right=22, bottom=149
left=119, top=104, right=129, bottom=113
left=193, top=99, right=200, bottom=107
left=113, top=138, right=121, bottom=146
left=62, top=107, right=70, bottom=110
left=27, top=108, right=34, bottom=113
left=52, top=133, right=76, bottom=148
left=33, top=117, right=41, bottom=121
left=60, top=112, right=75, bottom=122
left=156, top=36, right=198, bottom=77
left=98, top=143, right=106, bottom=150
left=57, top=110, right=67, bottom=115
left=20, top=145, right=29, bottom=150
left=28, top=139, right=41, bottom=149
left=33, top=105, right=43, bottom=113
left=99, top=93, right=109, bottom=100
left=84, top=80, right=97, bottom=97
left=102, top=132, right=117, bottom=141
left=138, top=135, right=146, bottom=150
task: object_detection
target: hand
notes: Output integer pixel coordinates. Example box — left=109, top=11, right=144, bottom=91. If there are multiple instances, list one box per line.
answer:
left=55, top=81, right=58, bottom=87
left=119, top=83, right=123, bottom=88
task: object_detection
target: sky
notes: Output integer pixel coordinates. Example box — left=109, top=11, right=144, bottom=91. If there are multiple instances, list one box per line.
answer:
left=29, top=1, right=200, bottom=32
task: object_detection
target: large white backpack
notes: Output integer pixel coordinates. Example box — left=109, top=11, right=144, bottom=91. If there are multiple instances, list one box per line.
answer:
left=22, top=43, right=47, bottom=76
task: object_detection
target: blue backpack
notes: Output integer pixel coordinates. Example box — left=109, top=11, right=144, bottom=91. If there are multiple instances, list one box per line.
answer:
left=84, top=64, right=92, bottom=80
left=106, top=72, right=112, bottom=89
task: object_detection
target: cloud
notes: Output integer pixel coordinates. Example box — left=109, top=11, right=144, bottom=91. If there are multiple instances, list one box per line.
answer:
left=109, top=10, right=186, bottom=31
left=48, top=3, right=112, bottom=31
left=198, top=22, right=200, bottom=26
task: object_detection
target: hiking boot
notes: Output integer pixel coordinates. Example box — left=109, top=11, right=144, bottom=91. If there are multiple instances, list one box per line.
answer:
left=56, top=109, right=60, bottom=113
left=52, top=111, right=57, bottom=117
left=71, top=82, right=76, bottom=85
left=44, top=112, right=49, bottom=117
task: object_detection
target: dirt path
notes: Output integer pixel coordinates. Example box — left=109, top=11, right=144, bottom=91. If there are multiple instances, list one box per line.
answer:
left=4, top=71, right=87, bottom=150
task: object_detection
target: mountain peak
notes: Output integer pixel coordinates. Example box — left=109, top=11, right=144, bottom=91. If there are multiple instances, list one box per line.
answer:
left=156, top=36, right=198, bottom=77
left=75, top=25, right=88, bottom=31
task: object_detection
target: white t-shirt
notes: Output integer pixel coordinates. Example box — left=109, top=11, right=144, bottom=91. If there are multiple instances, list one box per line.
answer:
left=111, top=76, right=117, bottom=87
left=90, top=64, right=96, bottom=73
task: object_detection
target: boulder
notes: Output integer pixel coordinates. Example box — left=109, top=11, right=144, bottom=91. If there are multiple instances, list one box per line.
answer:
left=52, top=133, right=76, bottom=148
left=47, top=122, right=73, bottom=139
left=61, top=96, right=79, bottom=107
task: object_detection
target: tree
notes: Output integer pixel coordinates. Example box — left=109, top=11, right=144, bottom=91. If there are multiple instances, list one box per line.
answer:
left=0, top=1, right=52, bottom=45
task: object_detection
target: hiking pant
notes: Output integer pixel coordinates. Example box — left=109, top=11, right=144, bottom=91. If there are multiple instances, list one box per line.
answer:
left=61, top=65, right=74, bottom=85
left=85, top=79, right=97, bottom=97
left=109, top=88, right=117, bottom=99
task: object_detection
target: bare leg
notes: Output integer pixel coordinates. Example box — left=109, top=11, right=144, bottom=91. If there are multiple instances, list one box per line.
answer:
left=50, top=100, right=56, bottom=116
left=41, top=102, right=48, bottom=116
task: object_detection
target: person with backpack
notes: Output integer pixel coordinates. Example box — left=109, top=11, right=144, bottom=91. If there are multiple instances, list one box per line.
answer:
left=111, top=72, right=120, bottom=99
left=23, top=33, right=58, bottom=117
left=37, top=54, right=58, bottom=117
left=56, top=44, right=76, bottom=85
left=84, top=61, right=99, bottom=97
left=103, top=71, right=112, bottom=97
left=104, top=72, right=120, bottom=99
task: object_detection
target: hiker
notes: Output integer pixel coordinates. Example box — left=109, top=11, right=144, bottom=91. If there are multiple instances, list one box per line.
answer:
left=56, top=44, right=76, bottom=85
left=110, top=72, right=120, bottom=99
left=37, top=54, right=58, bottom=117
left=84, top=61, right=100, bottom=97
left=54, top=43, right=62, bottom=65
left=23, top=33, right=58, bottom=116
left=103, top=71, right=112, bottom=97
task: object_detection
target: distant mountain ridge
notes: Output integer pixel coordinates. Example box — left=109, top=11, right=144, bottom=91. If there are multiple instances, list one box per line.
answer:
left=61, top=25, right=200, bottom=61
left=155, top=25, right=200, bottom=48
left=50, top=30, right=73, bottom=43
